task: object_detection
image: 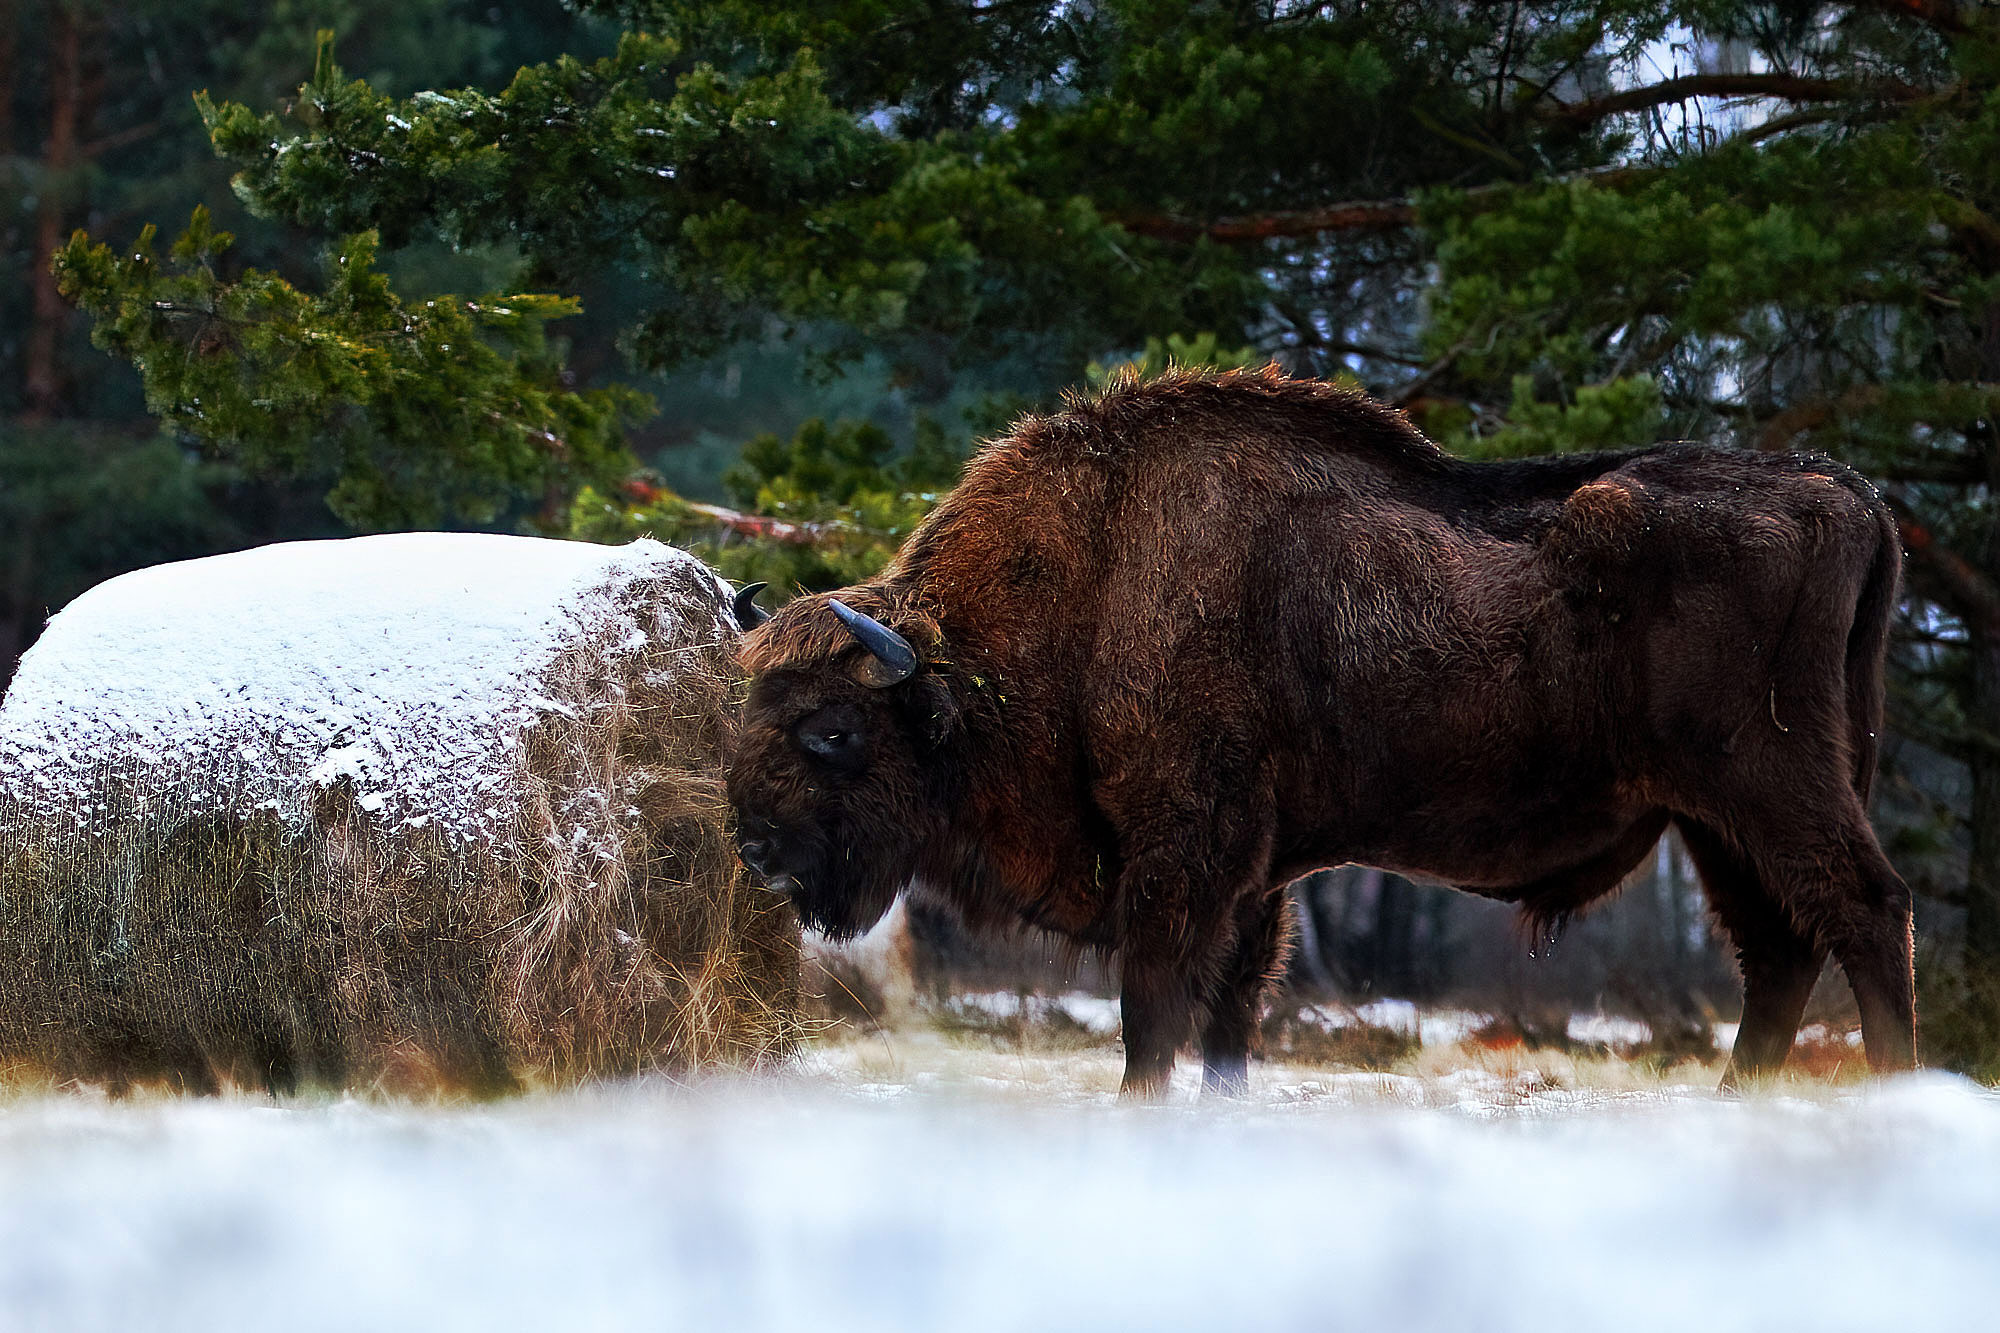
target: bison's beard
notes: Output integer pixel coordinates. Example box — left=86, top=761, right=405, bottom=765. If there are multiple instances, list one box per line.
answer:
left=772, top=822, right=913, bottom=943
left=784, top=875, right=899, bottom=942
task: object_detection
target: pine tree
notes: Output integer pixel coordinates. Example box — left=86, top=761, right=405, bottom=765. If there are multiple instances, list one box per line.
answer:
left=1, top=0, right=592, bottom=692
left=1413, top=2, right=2000, bottom=1069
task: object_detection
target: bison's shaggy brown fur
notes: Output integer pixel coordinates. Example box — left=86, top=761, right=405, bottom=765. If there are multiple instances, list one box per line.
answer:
left=731, top=366, right=1913, bottom=1096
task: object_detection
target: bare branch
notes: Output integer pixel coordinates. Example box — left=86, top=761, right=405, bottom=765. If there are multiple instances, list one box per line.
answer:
left=79, top=119, right=161, bottom=160
left=617, top=482, right=870, bottom=546
left=1880, top=455, right=1986, bottom=485
left=680, top=500, right=831, bottom=544
left=1391, top=339, right=1475, bottom=408
left=1890, top=500, right=2000, bottom=633
left=1320, top=341, right=1429, bottom=368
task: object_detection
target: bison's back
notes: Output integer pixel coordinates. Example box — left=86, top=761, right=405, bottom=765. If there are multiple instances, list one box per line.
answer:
left=1073, top=433, right=1889, bottom=878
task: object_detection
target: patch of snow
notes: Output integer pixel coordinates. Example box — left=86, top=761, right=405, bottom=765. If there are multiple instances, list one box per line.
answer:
left=1414, top=1008, right=1492, bottom=1047
left=1794, top=1023, right=1867, bottom=1049
left=944, top=991, right=1122, bottom=1037
left=1301, top=1000, right=1492, bottom=1048
left=1354, top=996, right=1421, bottom=1031
left=0, top=534, right=731, bottom=846
left=946, top=991, right=1039, bottom=1026
left=1052, top=993, right=1121, bottom=1036
left=1568, top=1013, right=1654, bottom=1048
left=0, top=1073, right=1996, bottom=1331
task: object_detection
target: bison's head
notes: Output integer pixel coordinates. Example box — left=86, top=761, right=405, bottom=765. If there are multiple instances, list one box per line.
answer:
left=727, top=587, right=959, bottom=941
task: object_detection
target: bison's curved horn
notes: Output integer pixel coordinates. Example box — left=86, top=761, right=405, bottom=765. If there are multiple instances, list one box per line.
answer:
left=829, top=598, right=918, bottom=687
left=733, top=582, right=771, bottom=630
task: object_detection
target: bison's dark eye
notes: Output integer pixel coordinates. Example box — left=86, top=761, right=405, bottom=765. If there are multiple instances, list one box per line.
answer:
left=795, top=704, right=868, bottom=771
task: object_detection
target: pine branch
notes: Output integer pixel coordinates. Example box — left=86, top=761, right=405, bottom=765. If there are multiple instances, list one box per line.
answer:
left=1114, top=168, right=1654, bottom=244
left=1756, top=386, right=1887, bottom=451
left=1853, top=0, right=1972, bottom=36
left=1938, top=199, right=2000, bottom=266
left=1542, top=73, right=1926, bottom=129
left=1735, top=107, right=1845, bottom=145
left=1115, top=198, right=1416, bottom=243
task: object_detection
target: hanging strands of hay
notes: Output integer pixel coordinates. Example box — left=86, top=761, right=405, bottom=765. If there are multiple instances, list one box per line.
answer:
left=0, top=533, right=800, bottom=1094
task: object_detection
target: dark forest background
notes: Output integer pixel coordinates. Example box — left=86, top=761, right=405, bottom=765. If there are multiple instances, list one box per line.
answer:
left=7, top=0, right=1999, bottom=1066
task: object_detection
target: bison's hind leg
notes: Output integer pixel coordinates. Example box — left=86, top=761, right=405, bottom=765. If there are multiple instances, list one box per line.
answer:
left=1817, top=823, right=1917, bottom=1073
left=1677, top=818, right=1826, bottom=1088
left=1686, top=798, right=1915, bottom=1080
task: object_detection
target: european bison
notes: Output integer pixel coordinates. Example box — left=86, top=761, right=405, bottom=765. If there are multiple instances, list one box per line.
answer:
left=728, top=367, right=1914, bottom=1096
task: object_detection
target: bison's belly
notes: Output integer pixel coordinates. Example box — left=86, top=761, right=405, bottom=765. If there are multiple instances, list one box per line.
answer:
left=1312, top=736, right=1656, bottom=880
left=1339, top=775, right=1662, bottom=905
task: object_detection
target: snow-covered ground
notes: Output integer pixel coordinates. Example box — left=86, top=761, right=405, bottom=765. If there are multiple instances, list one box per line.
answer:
left=2, top=1042, right=1996, bottom=1333
left=947, top=989, right=1730, bottom=1054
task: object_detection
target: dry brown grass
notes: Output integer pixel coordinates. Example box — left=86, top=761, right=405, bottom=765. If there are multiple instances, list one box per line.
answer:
left=1259, top=1006, right=1421, bottom=1070
left=929, top=995, right=1116, bottom=1054
left=802, top=992, right=1711, bottom=1095
left=0, top=559, right=801, bottom=1096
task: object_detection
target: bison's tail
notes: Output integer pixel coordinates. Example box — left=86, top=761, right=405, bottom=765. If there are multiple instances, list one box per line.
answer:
left=1842, top=488, right=1901, bottom=805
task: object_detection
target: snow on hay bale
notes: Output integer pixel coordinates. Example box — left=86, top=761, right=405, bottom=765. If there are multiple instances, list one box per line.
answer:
left=0, top=533, right=800, bottom=1093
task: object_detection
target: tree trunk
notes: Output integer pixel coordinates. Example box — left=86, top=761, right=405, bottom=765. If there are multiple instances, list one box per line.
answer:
left=0, top=520, right=36, bottom=700
left=23, top=3, right=81, bottom=419
left=1961, top=302, right=2000, bottom=1057
left=1370, top=874, right=1416, bottom=996
left=0, top=0, right=18, bottom=157
left=1416, top=891, right=1448, bottom=1000
left=1966, top=626, right=2000, bottom=980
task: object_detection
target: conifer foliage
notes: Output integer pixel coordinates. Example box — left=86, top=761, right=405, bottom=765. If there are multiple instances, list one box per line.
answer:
left=58, top=207, right=642, bottom=528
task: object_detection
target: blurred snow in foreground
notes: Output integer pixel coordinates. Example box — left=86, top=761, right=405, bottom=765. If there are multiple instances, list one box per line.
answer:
left=2, top=1065, right=1996, bottom=1333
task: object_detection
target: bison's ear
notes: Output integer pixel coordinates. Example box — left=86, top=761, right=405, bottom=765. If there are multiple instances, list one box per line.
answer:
left=913, top=674, right=960, bottom=747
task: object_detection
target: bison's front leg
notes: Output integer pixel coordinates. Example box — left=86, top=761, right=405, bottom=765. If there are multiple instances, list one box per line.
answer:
left=1112, top=832, right=1277, bottom=1099
left=1095, top=702, right=1277, bottom=1097
left=1197, top=887, right=1292, bottom=1096
left=1113, top=843, right=1216, bottom=1098
left=1119, top=940, right=1193, bottom=1099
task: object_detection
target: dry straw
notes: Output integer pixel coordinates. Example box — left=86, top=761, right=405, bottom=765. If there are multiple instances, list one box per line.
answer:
left=0, top=535, right=800, bottom=1095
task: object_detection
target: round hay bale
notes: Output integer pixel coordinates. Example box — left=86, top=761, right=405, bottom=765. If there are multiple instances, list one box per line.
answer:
left=0, top=534, right=800, bottom=1093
